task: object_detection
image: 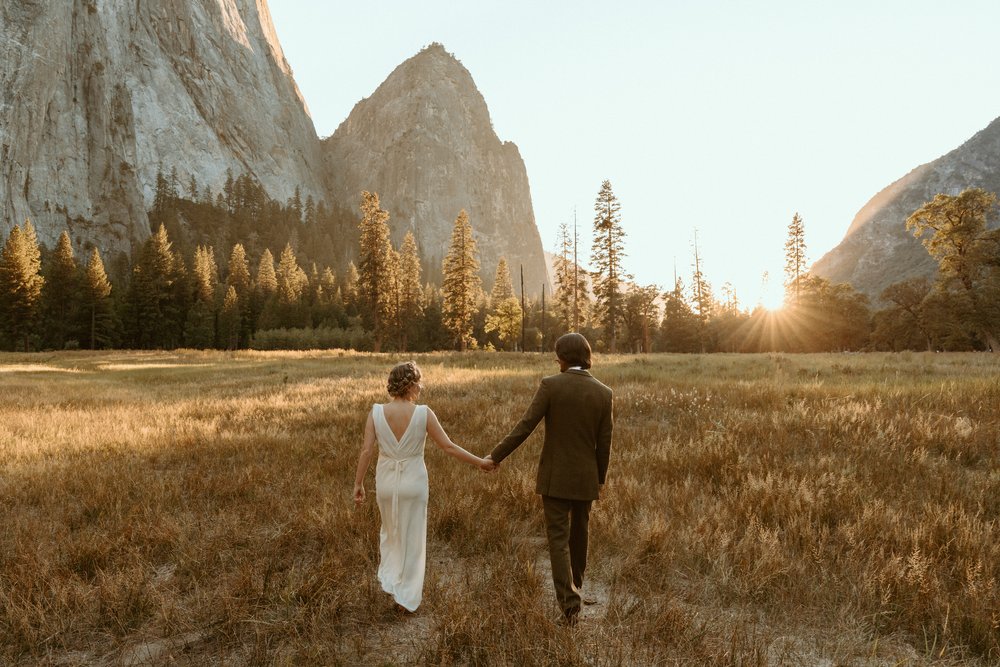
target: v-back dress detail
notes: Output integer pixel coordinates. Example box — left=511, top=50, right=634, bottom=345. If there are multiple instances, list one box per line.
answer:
left=373, top=403, right=429, bottom=611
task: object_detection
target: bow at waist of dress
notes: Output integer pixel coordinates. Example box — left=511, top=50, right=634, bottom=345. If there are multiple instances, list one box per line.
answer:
left=378, top=453, right=423, bottom=463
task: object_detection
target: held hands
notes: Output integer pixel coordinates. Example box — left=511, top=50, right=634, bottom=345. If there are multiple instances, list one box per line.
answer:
left=478, top=454, right=500, bottom=473
left=353, top=482, right=365, bottom=506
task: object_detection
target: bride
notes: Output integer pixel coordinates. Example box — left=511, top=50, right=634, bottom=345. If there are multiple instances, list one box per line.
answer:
left=353, top=361, right=496, bottom=612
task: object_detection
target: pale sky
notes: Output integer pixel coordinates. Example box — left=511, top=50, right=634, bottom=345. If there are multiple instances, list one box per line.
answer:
left=270, top=1, right=1000, bottom=308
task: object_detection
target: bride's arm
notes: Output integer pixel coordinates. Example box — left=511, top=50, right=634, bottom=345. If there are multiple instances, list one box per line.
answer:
left=426, top=408, right=493, bottom=471
left=353, top=410, right=377, bottom=504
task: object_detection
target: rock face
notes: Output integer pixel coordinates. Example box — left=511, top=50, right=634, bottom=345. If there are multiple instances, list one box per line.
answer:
left=322, top=43, right=550, bottom=295
left=813, top=116, right=1000, bottom=298
left=0, top=0, right=326, bottom=255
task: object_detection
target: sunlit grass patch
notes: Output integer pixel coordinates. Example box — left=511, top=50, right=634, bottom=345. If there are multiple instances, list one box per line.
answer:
left=0, top=364, right=84, bottom=373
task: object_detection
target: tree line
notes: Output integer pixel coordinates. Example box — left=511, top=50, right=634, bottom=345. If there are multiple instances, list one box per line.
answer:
left=1, top=169, right=998, bottom=353
left=593, top=187, right=997, bottom=354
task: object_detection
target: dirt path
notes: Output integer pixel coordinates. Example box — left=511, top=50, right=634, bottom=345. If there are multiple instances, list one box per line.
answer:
left=354, top=535, right=616, bottom=665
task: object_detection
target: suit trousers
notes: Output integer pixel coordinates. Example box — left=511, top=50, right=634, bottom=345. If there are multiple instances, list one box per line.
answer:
left=542, top=495, right=593, bottom=615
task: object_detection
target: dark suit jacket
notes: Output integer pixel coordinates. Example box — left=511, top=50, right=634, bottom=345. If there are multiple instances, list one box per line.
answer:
left=491, top=369, right=613, bottom=501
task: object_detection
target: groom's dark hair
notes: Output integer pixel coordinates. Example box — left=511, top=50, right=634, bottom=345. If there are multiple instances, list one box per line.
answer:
left=555, top=333, right=592, bottom=370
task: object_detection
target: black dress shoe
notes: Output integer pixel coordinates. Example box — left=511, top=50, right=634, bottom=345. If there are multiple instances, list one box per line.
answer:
left=561, top=605, right=581, bottom=626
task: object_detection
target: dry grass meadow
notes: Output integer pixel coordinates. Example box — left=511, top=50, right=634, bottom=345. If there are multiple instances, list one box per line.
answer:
left=1, top=350, right=998, bottom=665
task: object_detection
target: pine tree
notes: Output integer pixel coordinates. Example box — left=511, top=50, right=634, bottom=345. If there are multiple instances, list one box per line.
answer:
left=553, top=223, right=574, bottom=331
left=218, top=285, right=240, bottom=350
left=315, top=266, right=345, bottom=329
left=485, top=257, right=521, bottom=350
left=591, top=180, right=627, bottom=351
left=171, top=253, right=191, bottom=347
left=40, top=230, right=80, bottom=349
left=398, top=231, right=424, bottom=351
left=307, top=262, right=322, bottom=308
left=342, top=261, right=359, bottom=315
left=304, top=195, right=316, bottom=226
left=191, top=245, right=219, bottom=304
left=306, top=262, right=329, bottom=327
left=490, top=257, right=515, bottom=303
left=290, top=185, right=303, bottom=222
left=275, top=243, right=306, bottom=305
left=226, top=243, right=252, bottom=345
left=784, top=212, right=807, bottom=305
left=249, top=248, right=277, bottom=332
left=690, top=233, right=714, bottom=352
left=442, top=209, right=482, bottom=351
left=356, top=191, right=395, bottom=351
left=312, top=266, right=335, bottom=311
left=320, top=266, right=337, bottom=299
left=387, top=246, right=402, bottom=347
left=226, top=243, right=251, bottom=297
left=0, top=222, right=45, bottom=350
left=168, top=166, right=180, bottom=201
left=553, top=222, right=589, bottom=332
left=153, top=167, right=171, bottom=213
left=223, top=168, right=235, bottom=212
left=81, top=248, right=113, bottom=349
left=185, top=245, right=218, bottom=348
left=123, top=224, right=185, bottom=348
left=271, top=243, right=308, bottom=328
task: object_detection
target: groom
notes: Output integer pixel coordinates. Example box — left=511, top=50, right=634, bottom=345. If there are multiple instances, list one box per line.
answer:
left=486, top=332, right=613, bottom=625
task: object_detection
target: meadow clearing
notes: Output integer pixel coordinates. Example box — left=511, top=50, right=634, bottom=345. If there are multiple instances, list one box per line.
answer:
left=1, top=350, right=998, bottom=666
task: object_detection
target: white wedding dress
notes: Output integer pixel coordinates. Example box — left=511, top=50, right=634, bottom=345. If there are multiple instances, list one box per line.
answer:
left=373, top=403, right=429, bottom=611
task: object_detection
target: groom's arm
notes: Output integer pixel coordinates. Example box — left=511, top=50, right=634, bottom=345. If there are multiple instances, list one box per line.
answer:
left=596, top=391, right=613, bottom=485
left=490, top=379, right=549, bottom=464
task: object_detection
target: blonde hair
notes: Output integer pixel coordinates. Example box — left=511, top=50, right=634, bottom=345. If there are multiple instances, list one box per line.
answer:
left=387, top=361, right=422, bottom=398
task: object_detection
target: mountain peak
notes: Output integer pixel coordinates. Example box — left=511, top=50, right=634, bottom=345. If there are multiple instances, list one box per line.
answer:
left=410, top=42, right=468, bottom=71
left=391, top=42, right=478, bottom=93
left=323, top=45, right=550, bottom=295
left=418, top=42, right=455, bottom=59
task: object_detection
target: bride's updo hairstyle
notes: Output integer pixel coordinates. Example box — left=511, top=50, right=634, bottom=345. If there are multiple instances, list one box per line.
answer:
left=387, top=361, right=422, bottom=398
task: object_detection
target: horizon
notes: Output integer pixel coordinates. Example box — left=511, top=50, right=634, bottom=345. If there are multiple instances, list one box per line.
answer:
left=270, top=1, right=1000, bottom=307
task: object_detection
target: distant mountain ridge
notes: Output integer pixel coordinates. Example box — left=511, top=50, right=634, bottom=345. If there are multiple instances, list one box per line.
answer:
left=813, top=116, right=1000, bottom=298
left=322, top=43, right=550, bottom=295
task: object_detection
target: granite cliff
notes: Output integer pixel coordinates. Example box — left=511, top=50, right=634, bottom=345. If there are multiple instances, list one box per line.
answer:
left=813, top=116, right=1000, bottom=298
left=0, top=0, right=326, bottom=255
left=322, top=44, right=550, bottom=295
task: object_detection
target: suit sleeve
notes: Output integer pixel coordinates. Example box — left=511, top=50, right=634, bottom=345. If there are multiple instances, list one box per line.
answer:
left=490, top=379, right=549, bottom=464
left=596, top=390, right=613, bottom=485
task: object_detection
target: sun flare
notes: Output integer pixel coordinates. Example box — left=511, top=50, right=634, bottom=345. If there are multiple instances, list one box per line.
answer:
left=759, top=288, right=786, bottom=312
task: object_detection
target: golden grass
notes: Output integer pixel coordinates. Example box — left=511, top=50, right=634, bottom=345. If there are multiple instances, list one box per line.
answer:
left=1, top=350, right=998, bottom=665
